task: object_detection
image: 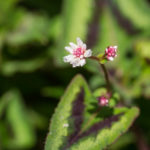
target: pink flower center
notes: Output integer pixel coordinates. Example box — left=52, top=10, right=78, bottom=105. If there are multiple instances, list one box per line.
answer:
left=106, top=47, right=117, bottom=57
left=73, top=47, right=84, bottom=58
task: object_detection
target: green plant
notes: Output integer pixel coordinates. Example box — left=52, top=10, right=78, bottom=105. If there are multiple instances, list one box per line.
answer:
left=45, top=38, right=139, bottom=150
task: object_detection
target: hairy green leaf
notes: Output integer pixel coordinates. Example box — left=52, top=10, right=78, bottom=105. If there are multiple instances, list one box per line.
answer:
left=69, top=107, right=139, bottom=150
left=45, top=74, right=139, bottom=150
left=45, top=74, right=92, bottom=150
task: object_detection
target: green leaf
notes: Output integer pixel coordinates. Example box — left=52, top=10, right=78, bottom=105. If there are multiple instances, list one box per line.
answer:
left=134, top=39, right=150, bottom=59
left=54, top=0, right=93, bottom=65
left=0, top=94, right=10, bottom=118
left=44, top=74, right=93, bottom=150
left=0, top=0, right=19, bottom=22
left=6, top=12, right=51, bottom=45
left=45, top=74, right=139, bottom=150
left=1, top=58, right=46, bottom=76
left=97, top=53, right=108, bottom=64
left=109, top=132, right=135, bottom=150
left=41, top=86, right=64, bottom=98
left=69, top=107, right=139, bottom=150
left=48, top=16, right=62, bottom=41
left=115, top=0, right=150, bottom=30
left=0, top=90, right=36, bottom=149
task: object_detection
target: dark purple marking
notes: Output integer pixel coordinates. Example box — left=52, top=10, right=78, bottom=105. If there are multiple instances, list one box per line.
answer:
left=68, top=88, right=85, bottom=143
left=67, top=113, right=123, bottom=148
left=79, top=114, right=122, bottom=139
left=61, top=88, right=85, bottom=150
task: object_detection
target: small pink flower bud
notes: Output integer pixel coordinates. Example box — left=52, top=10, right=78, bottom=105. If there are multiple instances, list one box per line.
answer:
left=97, top=96, right=109, bottom=106
left=105, top=46, right=117, bottom=61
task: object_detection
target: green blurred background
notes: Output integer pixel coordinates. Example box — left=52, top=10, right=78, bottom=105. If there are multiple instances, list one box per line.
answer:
left=0, top=0, right=150, bottom=149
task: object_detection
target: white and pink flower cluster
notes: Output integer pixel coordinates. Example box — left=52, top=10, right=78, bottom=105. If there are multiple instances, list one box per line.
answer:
left=105, top=46, right=117, bottom=61
left=63, top=37, right=92, bottom=67
left=63, top=37, right=118, bottom=67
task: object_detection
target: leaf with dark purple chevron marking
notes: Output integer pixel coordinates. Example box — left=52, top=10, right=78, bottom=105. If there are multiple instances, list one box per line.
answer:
left=45, top=74, right=139, bottom=150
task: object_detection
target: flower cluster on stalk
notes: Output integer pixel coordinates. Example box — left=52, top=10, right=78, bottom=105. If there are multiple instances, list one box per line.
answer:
left=64, top=37, right=118, bottom=67
left=63, top=37, right=118, bottom=107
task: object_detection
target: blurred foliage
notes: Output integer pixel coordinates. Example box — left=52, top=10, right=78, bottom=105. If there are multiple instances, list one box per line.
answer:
left=0, top=90, right=36, bottom=149
left=0, top=0, right=150, bottom=149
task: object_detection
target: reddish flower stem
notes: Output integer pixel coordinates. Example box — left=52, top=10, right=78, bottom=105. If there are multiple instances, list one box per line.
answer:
left=89, top=56, right=99, bottom=62
left=89, top=56, right=111, bottom=92
left=100, top=63, right=111, bottom=92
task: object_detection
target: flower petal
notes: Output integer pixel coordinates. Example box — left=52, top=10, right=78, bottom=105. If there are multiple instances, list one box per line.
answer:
left=84, top=49, right=92, bottom=57
left=63, top=55, right=74, bottom=62
left=105, top=48, right=108, bottom=53
left=114, top=46, right=118, bottom=52
left=82, top=44, right=87, bottom=50
left=69, top=42, right=77, bottom=49
left=107, top=57, right=114, bottom=61
left=79, top=59, right=86, bottom=66
left=76, top=37, right=83, bottom=46
left=65, top=46, right=73, bottom=53
left=114, top=46, right=118, bottom=49
left=70, top=58, right=81, bottom=67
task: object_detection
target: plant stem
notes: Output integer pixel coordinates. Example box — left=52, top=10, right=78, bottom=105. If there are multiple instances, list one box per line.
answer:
left=89, top=56, right=111, bottom=92
left=100, top=63, right=111, bottom=92
left=89, top=56, right=100, bottom=61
